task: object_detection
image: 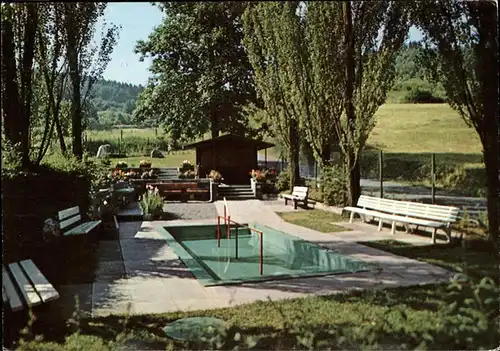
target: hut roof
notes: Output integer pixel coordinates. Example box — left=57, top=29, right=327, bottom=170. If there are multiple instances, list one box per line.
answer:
left=183, top=134, right=275, bottom=151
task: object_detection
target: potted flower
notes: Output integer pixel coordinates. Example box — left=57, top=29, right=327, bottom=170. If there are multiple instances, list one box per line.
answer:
left=250, top=169, right=266, bottom=182
left=139, top=160, right=152, bottom=169
left=208, top=170, right=223, bottom=183
left=139, top=185, right=164, bottom=220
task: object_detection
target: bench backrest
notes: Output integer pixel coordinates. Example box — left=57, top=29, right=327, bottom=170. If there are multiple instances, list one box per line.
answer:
left=357, top=195, right=459, bottom=223
left=292, top=186, right=309, bottom=199
left=58, top=206, right=82, bottom=231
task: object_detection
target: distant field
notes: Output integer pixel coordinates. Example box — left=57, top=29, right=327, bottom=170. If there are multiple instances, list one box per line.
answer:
left=93, top=151, right=195, bottom=168
left=86, top=127, right=160, bottom=141
left=368, top=104, right=482, bottom=154
left=87, top=104, right=482, bottom=168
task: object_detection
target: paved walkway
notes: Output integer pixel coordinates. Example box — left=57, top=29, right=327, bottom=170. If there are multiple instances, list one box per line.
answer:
left=59, top=199, right=452, bottom=317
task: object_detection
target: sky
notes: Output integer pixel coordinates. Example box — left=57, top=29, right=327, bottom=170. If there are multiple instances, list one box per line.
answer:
left=100, top=3, right=424, bottom=86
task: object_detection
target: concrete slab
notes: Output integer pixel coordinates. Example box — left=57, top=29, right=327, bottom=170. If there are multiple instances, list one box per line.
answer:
left=92, top=280, right=135, bottom=317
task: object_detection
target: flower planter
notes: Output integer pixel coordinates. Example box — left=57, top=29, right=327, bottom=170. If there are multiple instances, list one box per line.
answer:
left=250, top=178, right=263, bottom=199
left=143, top=213, right=154, bottom=221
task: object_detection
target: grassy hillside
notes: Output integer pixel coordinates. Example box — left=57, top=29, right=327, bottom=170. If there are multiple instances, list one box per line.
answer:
left=368, top=104, right=481, bottom=154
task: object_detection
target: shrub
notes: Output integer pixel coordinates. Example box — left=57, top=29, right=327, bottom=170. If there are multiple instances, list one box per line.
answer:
left=139, top=185, right=163, bottom=215
left=403, top=88, right=445, bottom=103
left=1, top=139, right=23, bottom=178
left=321, top=165, right=347, bottom=206
left=115, top=161, right=128, bottom=169
left=441, top=165, right=486, bottom=197
left=276, top=171, right=290, bottom=192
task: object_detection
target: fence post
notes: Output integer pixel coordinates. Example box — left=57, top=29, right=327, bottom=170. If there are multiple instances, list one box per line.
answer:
left=379, top=150, right=384, bottom=198
left=431, top=153, right=436, bottom=204
left=120, top=129, right=123, bottom=142
left=314, top=161, right=318, bottom=187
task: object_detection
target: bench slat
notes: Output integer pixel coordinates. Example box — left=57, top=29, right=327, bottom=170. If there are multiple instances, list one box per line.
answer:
left=60, top=214, right=82, bottom=230
left=64, top=220, right=101, bottom=236
left=20, top=260, right=59, bottom=303
left=58, top=206, right=80, bottom=220
left=3, top=266, right=24, bottom=311
left=8, top=263, right=42, bottom=308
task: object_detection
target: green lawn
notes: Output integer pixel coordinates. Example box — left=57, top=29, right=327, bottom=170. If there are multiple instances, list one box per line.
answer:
left=276, top=209, right=349, bottom=233
left=359, top=239, right=499, bottom=281
left=17, top=239, right=498, bottom=350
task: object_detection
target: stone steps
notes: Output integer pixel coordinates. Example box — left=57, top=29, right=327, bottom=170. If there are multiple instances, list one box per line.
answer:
left=218, top=185, right=255, bottom=200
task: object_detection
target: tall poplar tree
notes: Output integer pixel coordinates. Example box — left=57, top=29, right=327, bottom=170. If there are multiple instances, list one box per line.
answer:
left=243, top=2, right=409, bottom=203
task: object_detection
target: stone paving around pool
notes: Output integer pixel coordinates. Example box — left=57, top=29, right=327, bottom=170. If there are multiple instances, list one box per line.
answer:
left=58, top=200, right=455, bottom=317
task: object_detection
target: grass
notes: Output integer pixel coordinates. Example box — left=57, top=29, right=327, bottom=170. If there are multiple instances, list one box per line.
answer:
left=13, top=239, right=498, bottom=350
left=359, top=239, right=499, bottom=281
left=368, top=104, right=482, bottom=154
left=276, top=209, right=349, bottom=233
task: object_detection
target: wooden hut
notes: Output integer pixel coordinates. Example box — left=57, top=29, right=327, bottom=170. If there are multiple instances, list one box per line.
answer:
left=183, top=134, right=275, bottom=184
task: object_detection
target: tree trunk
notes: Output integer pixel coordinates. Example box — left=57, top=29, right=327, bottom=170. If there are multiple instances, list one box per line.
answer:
left=210, top=106, right=219, bottom=138
left=475, top=2, right=499, bottom=245
left=288, top=118, right=301, bottom=189
left=55, top=112, right=67, bottom=154
left=483, top=144, right=499, bottom=244
left=321, top=143, right=331, bottom=166
left=346, top=152, right=361, bottom=206
left=70, top=69, right=82, bottom=159
left=0, top=6, right=23, bottom=149
left=344, top=1, right=360, bottom=206
left=67, top=43, right=82, bottom=159
left=19, top=4, right=38, bottom=168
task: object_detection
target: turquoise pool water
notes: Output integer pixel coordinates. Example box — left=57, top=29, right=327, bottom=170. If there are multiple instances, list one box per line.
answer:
left=157, top=223, right=368, bottom=286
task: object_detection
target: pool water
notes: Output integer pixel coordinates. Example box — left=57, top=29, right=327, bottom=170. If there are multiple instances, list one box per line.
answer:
left=157, top=223, right=368, bottom=286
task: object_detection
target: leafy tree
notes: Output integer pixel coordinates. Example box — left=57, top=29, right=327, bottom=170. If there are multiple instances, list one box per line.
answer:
left=34, top=3, right=70, bottom=160
left=412, top=0, right=499, bottom=244
left=1, top=3, right=39, bottom=167
left=243, top=2, right=409, bottom=204
left=134, top=2, right=258, bottom=142
left=242, top=3, right=302, bottom=189
left=61, top=3, right=119, bottom=159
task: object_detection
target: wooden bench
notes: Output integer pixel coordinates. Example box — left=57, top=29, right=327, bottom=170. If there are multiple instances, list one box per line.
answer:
left=58, top=206, right=102, bottom=236
left=282, top=186, right=316, bottom=209
left=3, top=260, right=59, bottom=312
left=147, top=182, right=210, bottom=201
left=342, top=195, right=460, bottom=243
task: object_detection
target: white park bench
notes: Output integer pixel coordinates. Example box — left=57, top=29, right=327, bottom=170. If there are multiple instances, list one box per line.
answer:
left=283, top=186, right=316, bottom=210
left=3, top=259, right=59, bottom=312
left=58, top=206, right=102, bottom=236
left=342, top=195, right=460, bottom=243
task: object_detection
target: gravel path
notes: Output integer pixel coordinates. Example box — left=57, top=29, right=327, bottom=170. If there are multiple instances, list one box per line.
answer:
left=162, top=202, right=217, bottom=220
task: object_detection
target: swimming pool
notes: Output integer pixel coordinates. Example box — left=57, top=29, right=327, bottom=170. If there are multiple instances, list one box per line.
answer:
left=156, top=223, right=368, bottom=286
